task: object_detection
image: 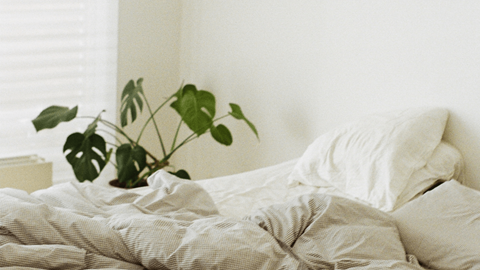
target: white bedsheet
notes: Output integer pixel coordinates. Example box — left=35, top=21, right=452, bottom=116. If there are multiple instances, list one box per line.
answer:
left=133, top=159, right=365, bottom=219
left=0, top=172, right=425, bottom=270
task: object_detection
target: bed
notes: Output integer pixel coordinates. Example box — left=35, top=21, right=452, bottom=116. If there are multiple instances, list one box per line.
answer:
left=1, top=107, right=479, bottom=270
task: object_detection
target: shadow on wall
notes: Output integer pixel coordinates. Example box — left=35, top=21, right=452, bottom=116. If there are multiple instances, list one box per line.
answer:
left=443, top=111, right=480, bottom=190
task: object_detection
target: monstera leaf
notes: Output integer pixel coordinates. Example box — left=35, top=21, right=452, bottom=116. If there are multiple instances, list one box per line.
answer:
left=63, top=132, right=110, bottom=182
left=120, top=78, right=144, bottom=127
left=32, top=105, right=78, bottom=131
left=229, top=103, right=259, bottom=139
left=63, top=114, right=111, bottom=182
left=116, top=143, right=147, bottom=184
left=171, top=84, right=216, bottom=135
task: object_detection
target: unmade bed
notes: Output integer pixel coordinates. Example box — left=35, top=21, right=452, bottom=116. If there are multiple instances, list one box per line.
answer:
left=1, top=107, right=479, bottom=270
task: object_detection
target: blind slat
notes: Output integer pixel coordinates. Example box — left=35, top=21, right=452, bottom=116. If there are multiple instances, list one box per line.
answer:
left=0, top=0, right=118, bottom=184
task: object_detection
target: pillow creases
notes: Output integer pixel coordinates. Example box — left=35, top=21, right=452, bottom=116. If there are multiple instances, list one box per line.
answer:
left=393, top=140, right=463, bottom=210
left=287, top=107, right=450, bottom=211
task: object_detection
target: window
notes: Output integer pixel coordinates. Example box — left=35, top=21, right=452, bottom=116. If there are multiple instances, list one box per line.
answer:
left=0, top=0, right=118, bottom=184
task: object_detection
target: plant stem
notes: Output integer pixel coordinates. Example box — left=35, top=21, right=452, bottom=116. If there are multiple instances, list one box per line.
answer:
left=78, top=116, right=136, bottom=144
left=136, top=93, right=176, bottom=157
left=100, top=119, right=135, bottom=144
left=97, top=128, right=122, bottom=145
left=106, top=142, right=118, bottom=147
left=170, top=119, right=183, bottom=152
left=165, top=113, right=232, bottom=160
left=165, top=132, right=197, bottom=160
left=79, top=115, right=161, bottom=170
left=212, top=114, right=230, bottom=122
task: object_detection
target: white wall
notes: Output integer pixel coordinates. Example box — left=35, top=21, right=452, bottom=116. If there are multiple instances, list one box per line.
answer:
left=177, top=1, right=480, bottom=190
left=117, top=1, right=480, bottom=190
left=113, top=0, right=182, bottom=186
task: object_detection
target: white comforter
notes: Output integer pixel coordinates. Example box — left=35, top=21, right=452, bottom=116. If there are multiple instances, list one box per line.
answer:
left=0, top=170, right=425, bottom=270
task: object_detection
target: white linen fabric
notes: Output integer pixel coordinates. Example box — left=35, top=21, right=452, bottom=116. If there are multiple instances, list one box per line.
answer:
left=393, top=141, right=464, bottom=210
left=132, top=140, right=463, bottom=219
left=165, top=159, right=367, bottom=219
left=244, top=194, right=407, bottom=265
left=287, top=107, right=449, bottom=211
left=195, top=159, right=301, bottom=218
left=392, top=180, right=480, bottom=270
left=0, top=170, right=425, bottom=270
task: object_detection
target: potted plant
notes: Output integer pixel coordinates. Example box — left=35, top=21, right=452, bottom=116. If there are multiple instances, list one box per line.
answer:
left=32, top=78, right=258, bottom=188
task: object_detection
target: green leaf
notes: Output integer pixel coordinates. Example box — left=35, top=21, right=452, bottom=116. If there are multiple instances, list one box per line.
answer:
left=84, top=111, right=104, bottom=138
left=63, top=132, right=108, bottom=182
left=32, top=105, right=78, bottom=132
left=116, top=144, right=147, bottom=184
left=171, top=84, right=216, bottom=135
left=169, top=169, right=191, bottom=180
left=229, top=103, right=259, bottom=139
left=120, top=78, right=144, bottom=127
left=169, top=83, right=184, bottom=111
left=193, top=90, right=216, bottom=118
left=210, top=124, right=233, bottom=146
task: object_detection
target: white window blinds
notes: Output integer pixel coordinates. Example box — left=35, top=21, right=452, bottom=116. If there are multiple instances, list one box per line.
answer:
left=0, top=0, right=118, bottom=184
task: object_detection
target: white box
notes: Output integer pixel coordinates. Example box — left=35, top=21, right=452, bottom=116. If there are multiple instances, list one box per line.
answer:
left=0, top=155, right=53, bottom=193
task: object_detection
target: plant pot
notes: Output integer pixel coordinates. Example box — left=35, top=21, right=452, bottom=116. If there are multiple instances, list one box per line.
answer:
left=109, top=179, right=148, bottom=189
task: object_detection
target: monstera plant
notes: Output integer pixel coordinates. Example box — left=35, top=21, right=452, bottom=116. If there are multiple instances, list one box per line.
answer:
left=32, top=78, right=258, bottom=188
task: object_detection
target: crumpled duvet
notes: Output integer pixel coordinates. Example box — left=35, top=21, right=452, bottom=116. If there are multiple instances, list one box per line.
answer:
left=0, top=170, right=426, bottom=270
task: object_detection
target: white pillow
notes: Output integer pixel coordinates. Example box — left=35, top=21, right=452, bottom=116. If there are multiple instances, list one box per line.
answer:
left=392, top=180, right=480, bottom=270
left=393, top=140, right=464, bottom=210
left=287, top=108, right=449, bottom=211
